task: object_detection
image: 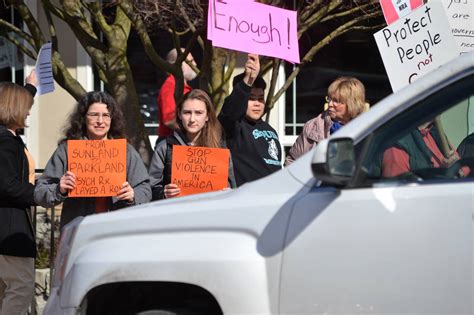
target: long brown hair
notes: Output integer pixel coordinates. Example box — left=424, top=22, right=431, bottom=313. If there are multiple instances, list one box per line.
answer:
left=177, top=89, right=223, bottom=148
left=0, top=82, right=33, bottom=129
left=61, top=91, right=125, bottom=142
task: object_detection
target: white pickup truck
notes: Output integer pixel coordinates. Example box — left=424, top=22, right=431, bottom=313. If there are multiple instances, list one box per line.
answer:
left=45, top=53, right=474, bottom=315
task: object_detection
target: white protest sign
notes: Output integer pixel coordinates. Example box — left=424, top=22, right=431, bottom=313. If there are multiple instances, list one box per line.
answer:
left=374, top=2, right=460, bottom=92
left=440, top=0, right=473, bottom=54
left=35, top=42, right=55, bottom=95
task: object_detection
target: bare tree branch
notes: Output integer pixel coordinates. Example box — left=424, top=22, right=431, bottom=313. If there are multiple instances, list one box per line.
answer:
left=84, top=1, right=113, bottom=35
left=9, top=0, right=46, bottom=50
left=41, top=0, right=65, bottom=20
left=119, top=0, right=172, bottom=72
left=320, top=2, right=379, bottom=23
left=0, top=19, right=35, bottom=48
left=3, top=32, right=36, bottom=59
left=41, top=1, right=59, bottom=50
left=272, top=9, right=382, bottom=104
left=132, top=0, right=203, bottom=34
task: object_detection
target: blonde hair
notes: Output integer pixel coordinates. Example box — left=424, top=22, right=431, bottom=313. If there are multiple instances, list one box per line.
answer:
left=328, top=77, right=368, bottom=120
left=0, top=82, right=33, bottom=129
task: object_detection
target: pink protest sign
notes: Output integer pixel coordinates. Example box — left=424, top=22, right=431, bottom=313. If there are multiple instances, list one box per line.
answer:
left=208, top=0, right=254, bottom=41
left=207, top=0, right=300, bottom=63
left=379, top=0, right=423, bottom=25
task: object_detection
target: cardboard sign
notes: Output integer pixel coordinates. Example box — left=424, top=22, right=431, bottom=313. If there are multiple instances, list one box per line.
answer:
left=207, top=0, right=300, bottom=63
left=440, top=0, right=473, bottom=54
left=374, top=2, right=460, bottom=92
left=171, top=145, right=230, bottom=197
left=67, top=139, right=127, bottom=197
left=379, top=0, right=423, bottom=25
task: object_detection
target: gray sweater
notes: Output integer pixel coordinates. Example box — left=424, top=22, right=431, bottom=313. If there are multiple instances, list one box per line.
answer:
left=35, top=141, right=151, bottom=228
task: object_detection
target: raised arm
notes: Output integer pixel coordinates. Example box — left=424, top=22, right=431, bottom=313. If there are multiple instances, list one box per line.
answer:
left=219, top=54, right=260, bottom=133
left=24, top=69, right=38, bottom=97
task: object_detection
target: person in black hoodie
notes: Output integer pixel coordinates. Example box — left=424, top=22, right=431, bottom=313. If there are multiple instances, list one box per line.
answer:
left=219, top=54, right=282, bottom=187
left=0, top=73, right=37, bottom=315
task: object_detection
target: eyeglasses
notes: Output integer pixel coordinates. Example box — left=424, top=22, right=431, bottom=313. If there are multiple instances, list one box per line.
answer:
left=325, top=96, right=344, bottom=106
left=86, top=112, right=111, bottom=121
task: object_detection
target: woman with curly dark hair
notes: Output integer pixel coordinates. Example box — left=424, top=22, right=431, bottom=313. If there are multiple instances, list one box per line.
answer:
left=35, top=91, right=151, bottom=228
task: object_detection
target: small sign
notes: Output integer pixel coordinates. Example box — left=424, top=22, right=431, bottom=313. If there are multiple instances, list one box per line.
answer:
left=68, top=139, right=127, bottom=197
left=171, top=145, right=230, bottom=197
left=379, top=0, right=423, bottom=25
left=374, top=2, right=460, bottom=92
left=35, top=42, right=55, bottom=95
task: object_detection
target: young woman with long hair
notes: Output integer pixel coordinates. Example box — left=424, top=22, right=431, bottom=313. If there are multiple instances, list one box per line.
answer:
left=149, top=89, right=236, bottom=200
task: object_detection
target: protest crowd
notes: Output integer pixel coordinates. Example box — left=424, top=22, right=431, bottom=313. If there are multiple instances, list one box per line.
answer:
left=0, top=48, right=378, bottom=313
left=1, top=0, right=472, bottom=308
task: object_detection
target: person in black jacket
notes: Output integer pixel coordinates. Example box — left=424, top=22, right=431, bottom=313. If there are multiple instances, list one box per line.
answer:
left=219, top=54, right=282, bottom=187
left=0, top=75, right=37, bottom=315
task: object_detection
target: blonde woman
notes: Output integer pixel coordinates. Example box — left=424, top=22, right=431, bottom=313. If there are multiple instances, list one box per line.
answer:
left=285, top=77, right=369, bottom=166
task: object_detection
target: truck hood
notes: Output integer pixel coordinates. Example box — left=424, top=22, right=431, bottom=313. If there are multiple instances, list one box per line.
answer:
left=67, top=161, right=314, bottom=266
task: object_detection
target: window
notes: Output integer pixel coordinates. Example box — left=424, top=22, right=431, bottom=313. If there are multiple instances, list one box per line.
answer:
left=357, top=74, right=474, bottom=185
left=0, top=4, right=25, bottom=85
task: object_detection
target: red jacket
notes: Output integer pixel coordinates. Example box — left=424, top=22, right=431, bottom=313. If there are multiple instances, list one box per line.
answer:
left=157, top=75, right=192, bottom=137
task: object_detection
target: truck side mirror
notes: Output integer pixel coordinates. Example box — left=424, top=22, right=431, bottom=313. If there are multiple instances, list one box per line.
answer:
left=311, top=138, right=355, bottom=187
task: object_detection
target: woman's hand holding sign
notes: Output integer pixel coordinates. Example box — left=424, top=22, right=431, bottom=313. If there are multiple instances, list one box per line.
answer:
left=164, top=183, right=181, bottom=199
left=117, top=181, right=135, bottom=203
left=60, top=171, right=76, bottom=195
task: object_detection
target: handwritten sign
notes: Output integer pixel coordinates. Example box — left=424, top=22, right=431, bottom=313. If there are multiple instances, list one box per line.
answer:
left=374, top=2, right=460, bottom=92
left=67, top=139, right=127, bottom=197
left=207, top=0, right=300, bottom=63
left=441, top=0, right=473, bottom=54
left=35, top=42, right=55, bottom=95
left=379, top=0, right=423, bottom=25
left=171, top=145, right=230, bottom=197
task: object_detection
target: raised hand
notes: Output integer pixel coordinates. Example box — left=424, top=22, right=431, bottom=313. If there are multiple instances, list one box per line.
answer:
left=244, top=53, right=260, bottom=86
left=25, top=69, right=38, bottom=87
